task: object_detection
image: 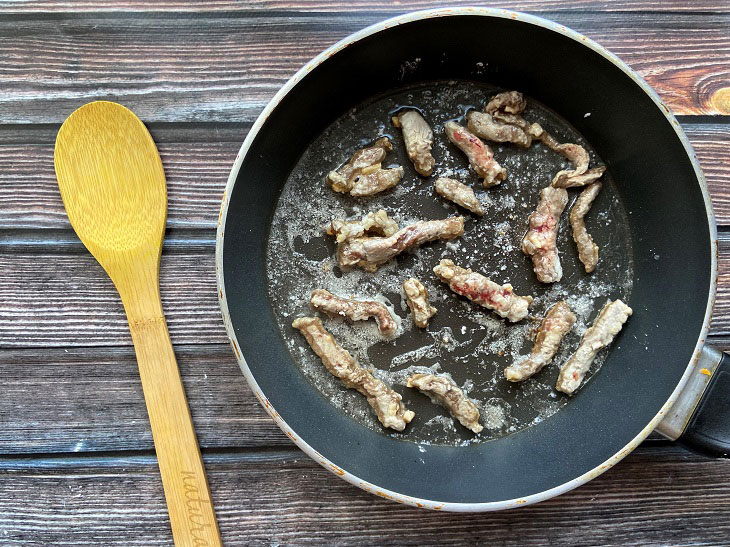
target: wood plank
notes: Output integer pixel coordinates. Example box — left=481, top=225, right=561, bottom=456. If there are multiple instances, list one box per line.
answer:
left=0, top=13, right=728, bottom=120
left=0, top=1, right=728, bottom=13
left=0, top=251, right=226, bottom=348
left=0, top=336, right=725, bottom=455
left=4, top=233, right=730, bottom=350
left=0, top=445, right=728, bottom=546
left=1, top=123, right=728, bottom=231
left=691, top=124, right=730, bottom=224
left=0, top=345, right=288, bottom=455
left=0, top=140, right=237, bottom=230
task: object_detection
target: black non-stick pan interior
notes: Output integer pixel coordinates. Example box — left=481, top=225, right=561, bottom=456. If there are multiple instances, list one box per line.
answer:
left=266, top=80, right=634, bottom=446
left=221, top=13, right=712, bottom=503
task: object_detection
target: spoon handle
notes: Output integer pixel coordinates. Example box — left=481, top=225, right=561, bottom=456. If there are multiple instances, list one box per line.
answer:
left=125, top=296, right=222, bottom=546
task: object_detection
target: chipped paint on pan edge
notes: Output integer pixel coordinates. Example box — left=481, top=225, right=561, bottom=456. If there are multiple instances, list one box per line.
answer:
left=215, top=7, right=718, bottom=511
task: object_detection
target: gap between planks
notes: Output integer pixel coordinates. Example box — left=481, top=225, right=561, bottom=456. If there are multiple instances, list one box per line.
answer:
left=0, top=5, right=729, bottom=19
left=0, top=0, right=729, bottom=15
left=0, top=442, right=700, bottom=472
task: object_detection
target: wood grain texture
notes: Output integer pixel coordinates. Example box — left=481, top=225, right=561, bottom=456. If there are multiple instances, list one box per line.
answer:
left=1, top=445, right=729, bottom=546
left=1, top=1, right=728, bottom=13
left=5, top=234, right=730, bottom=350
left=0, top=12, right=728, bottom=120
left=0, top=252, right=226, bottom=347
left=691, top=124, right=730, bottom=222
left=1, top=123, right=728, bottom=231
left=2, top=4, right=730, bottom=543
left=0, top=339, right=724, bottom=456
left=0, top=140, right=235, bottom=230
left=0, top=345, right=288, bottom=454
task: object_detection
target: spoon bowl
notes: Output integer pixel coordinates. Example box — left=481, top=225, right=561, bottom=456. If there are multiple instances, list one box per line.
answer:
left=56, top=102, right=166, bottom=271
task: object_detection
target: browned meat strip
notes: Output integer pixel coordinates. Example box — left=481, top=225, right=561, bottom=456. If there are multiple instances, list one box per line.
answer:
left=348, top=168, right=403, bottom=197
left=553, top=166, right=606, bottom=189
left=444, top=121, right=506, bottom=187
left=392, top=110, right=435, bottom=176
left=484, top=91, right=606, bottom=187
left=484, top=91, right=542, bottom=144
left=466, top=111, right=531, bottom=148
left=326, top=137, right=403, bottom=196
left=555, top=143, right=589, bottom=172
left=292, top=317, right=414, bottom=430
left=492, top=110, right=531, bottom=133
left=522, top=186, right=569, bottom=283
left=433, top=259, right=533, bottom=322
left=556, top=300, right=632, bottom=395
left=327, top=137, right=388, bottom=187
left=547, top=142, right=608, bottom=188
left=570, top=182, right=603, bottom=272
left=402, top=278, right=437, bottom=328
left=433, top=177, right=484, bottom=216
left=485, top=91, right=527, bottom=115
left=336, top=217, right=464, bottom=272
left=326, top=209, right=399, bottom=244
left=523, top=119, right=551, bottom=143
left=310, top=289, right=398, bottom=336
left=406, top=374, right=483, bottom=433
left=495, top=113, right=577, bottom=165
left=505, top=301, right=576, bottom=382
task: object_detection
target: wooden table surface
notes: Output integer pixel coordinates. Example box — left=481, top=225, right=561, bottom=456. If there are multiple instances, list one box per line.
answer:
left=1, top=1, right=729, bottom=545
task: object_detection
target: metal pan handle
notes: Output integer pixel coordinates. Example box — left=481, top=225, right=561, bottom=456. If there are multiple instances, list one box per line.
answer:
left=656, top=345, right=730, bottom=457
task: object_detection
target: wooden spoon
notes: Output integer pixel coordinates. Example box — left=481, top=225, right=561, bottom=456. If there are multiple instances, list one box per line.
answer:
left=54, top=101, right=222, bottom=546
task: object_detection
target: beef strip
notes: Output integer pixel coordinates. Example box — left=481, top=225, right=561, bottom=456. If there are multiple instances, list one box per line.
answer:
left=504, top=301, right=576, bottom=382
left=444, top=121, right=506, bottom=187
left=466, top=111, right=531, bottom=148
left=326, top=209, right=399, bottom=244
left=433, top=177, right=484, bottom=216
left=326, top=136, right=387, bottom=188
left=492, top=110, right=533, bottom=133
left=484, top=91, right=543, bottom=147
left=348, top=168, right=404, bottom=197
left=336, top=216, right=464, bottom=272
left=522, top=186, right=569, bottom=283
left=483, top=92, right=606, bottom=188
left=552, top=166, right=606, bottom=188
left=556, top=299, right=632, bottom=395
left=402, top=278, right=437, bottom=328
left=555, top=143, right=589, bottom=172
left=392, top=110, right=435, bottom=176
left=406, top=373, right=483, bottom=433
left=292, top=317, right=414, bottom=430
left=548, top=143, right=607, bottom=188
left=326, top=137, right=403, bottom=196
left=495, top=111, right=583, bottom=169
left=485, top=91, right=527, bottom=115
left=310, top=289, right=398, bottom=336
left=570, top=181, right=603, bottom=272
left=525, top=120, right=556, bottom=147
left=433, top=259, right=533, bottom=322
left=485, top=92, right=579, bottom=159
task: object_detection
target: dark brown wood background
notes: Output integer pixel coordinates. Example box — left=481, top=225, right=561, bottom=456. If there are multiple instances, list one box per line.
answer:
left=1, top=1, right=729, bottom=545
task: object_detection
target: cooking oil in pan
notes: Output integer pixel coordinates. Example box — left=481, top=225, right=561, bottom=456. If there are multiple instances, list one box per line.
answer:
left=265, top=80, right=633, bottom=446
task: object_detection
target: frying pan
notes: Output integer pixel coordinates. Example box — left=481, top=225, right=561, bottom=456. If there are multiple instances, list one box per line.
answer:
left=216, top=8, right=730, bottom=510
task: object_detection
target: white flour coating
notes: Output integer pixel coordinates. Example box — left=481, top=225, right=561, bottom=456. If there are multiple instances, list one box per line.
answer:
left=425, top=415, right=458, bottom=434
left=266, top=81, right=634, bottom=446
left=481, top=398, right=508, bottom=430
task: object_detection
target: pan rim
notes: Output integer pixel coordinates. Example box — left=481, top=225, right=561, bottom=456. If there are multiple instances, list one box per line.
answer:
left=215, top=7, right=718, bottom=511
